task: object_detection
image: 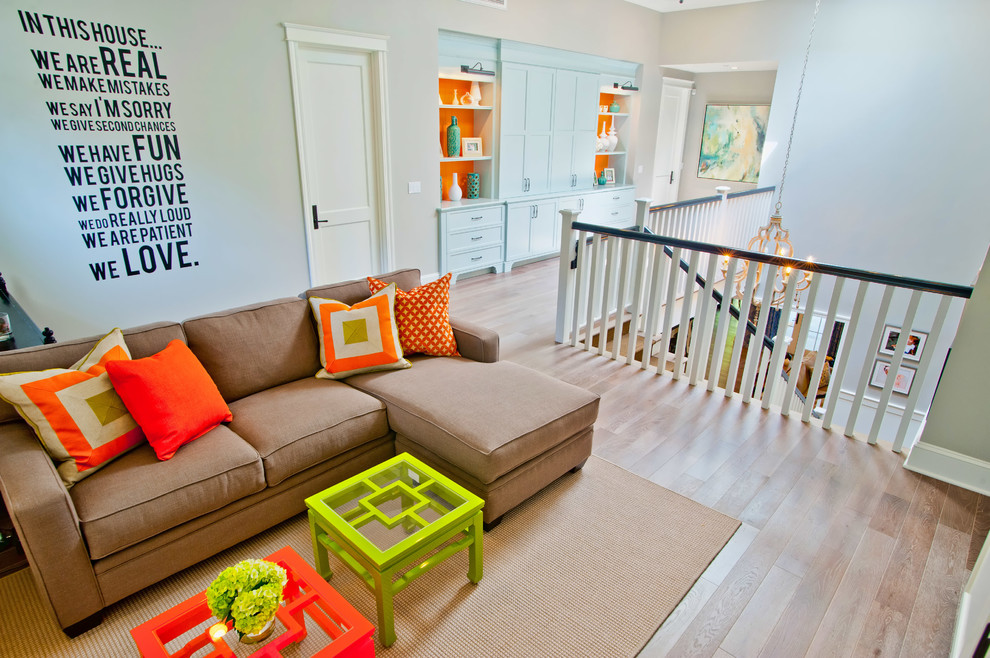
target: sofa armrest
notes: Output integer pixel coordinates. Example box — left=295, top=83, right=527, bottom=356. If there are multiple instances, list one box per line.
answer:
left=0, top=423, right=104, bottom=630
left=450, top=317, right=499, bottom=363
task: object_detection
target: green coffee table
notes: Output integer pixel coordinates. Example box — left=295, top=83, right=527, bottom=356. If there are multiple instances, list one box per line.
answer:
left=306, top=453, right=484, bottom=647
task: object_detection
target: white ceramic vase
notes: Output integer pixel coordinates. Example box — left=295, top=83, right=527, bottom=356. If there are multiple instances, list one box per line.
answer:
left=447, top=172, right=462, bottom=201
left=607, top=118, right=619, bottom=152
left=599, top=122, right=610, bottom=152
left=470, top=80, right=482, bottom=105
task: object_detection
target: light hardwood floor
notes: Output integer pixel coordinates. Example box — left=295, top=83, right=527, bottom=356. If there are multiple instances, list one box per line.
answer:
left=448, top=257, right=988, bottom=658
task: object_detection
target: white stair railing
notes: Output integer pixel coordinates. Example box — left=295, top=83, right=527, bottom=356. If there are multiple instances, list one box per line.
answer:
left=649, top=187, right=775, bottom=248
left=556, top=201, right=972, bottom=452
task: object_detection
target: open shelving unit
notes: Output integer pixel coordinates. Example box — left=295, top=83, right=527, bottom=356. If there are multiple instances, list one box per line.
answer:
left=595, top=86, right=634, bottom=185
left=438, top=71, right=496, bottom=202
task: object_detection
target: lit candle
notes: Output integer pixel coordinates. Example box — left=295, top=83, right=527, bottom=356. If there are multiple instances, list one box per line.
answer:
left=209, top=623, right=227, bottom=642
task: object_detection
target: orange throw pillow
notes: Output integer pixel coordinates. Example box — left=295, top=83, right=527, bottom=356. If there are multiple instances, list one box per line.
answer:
left=106, top=340, right=232, bottom=460
left=367, top=273, right=459, bottom=357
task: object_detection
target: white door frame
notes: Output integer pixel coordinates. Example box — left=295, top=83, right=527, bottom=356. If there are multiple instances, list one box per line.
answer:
left=283, top=23, right=395, bottom=285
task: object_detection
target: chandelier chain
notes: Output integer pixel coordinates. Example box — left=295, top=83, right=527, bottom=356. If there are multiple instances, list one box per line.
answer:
left=776, top=0, right=823, bottom=213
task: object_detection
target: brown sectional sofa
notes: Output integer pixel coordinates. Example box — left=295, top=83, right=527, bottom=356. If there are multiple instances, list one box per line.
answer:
left=0, top=269, right=599, bottom=636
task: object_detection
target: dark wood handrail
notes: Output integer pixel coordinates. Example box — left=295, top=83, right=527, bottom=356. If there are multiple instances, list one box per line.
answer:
left=649, top=186, right=776, bottom=213
left=570, top=222, right=973, bottom=299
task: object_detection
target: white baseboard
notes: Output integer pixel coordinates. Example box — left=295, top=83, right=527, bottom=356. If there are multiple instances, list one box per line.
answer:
left=836, top=389, right=927, bottom=423
left=421, top=271, right=441, bottom=283
left=904, top=441, right=990, bottom=496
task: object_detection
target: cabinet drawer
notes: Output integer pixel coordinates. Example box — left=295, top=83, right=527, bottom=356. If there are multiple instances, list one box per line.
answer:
left=449, top=245, right=503, bottom=271
left=445, top=206, right=503, bottom=232
left=596, top=205, right=636, bottom=229
left=448, top=226, right=502, bottom=252
left=597, top=187, right=636, bottom=208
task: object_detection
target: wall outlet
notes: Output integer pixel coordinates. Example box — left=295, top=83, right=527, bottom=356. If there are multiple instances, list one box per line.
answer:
left=408, top=181, right=421, bottom=194
left=637, top=165, right=644, bottom=174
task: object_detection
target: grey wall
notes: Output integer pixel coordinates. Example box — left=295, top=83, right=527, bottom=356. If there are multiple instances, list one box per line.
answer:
left=0, top=0, right=664, bottom=340
left=677, top=70, right=777, bottom=202
left=917, top=247, right=990, bottom=461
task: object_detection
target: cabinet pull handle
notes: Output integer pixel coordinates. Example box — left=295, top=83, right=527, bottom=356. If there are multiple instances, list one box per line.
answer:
left=471, top=216, right=484, bottom=221
left=471, top=256, right=483, bottom=261
left=611, top=211, right=619, bottom=215
left=471, top=235, right=484, bottom=241
left=612, top=196, right=620, bottom=200
left=579, top=199, right=584, bottom=210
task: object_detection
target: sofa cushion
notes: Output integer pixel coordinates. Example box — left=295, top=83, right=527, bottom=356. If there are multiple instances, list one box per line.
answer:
left=227, top=378, right=390, bottom=486
left=0, top=329, right=144, bottom=486
left=183, top=298, right=320, bottom=403
left=304, top=268, right=422, bottom=307
left=309, top=284, right=410, bottom=380
left=368, top=273, right=459, bottom=357
left=346, top=357, right=600, bottom=484
left=107, top=340, right=233, bottom=460
left=70, top=424, right=264, bottom=560
left=0, top=322, right=184, bottom=424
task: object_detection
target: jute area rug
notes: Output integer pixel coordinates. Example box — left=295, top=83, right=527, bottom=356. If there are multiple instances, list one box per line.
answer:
left=0, top=457, right=738, bottom=657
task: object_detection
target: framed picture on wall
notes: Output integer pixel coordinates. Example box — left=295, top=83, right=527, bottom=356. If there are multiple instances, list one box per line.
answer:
left=461, top=138, right=482, bottom=156
left=878, top=325, right=927, bottom=362
left=697, top=104, right=770, bottom=184
left=869, top=359, right=916, bottom=395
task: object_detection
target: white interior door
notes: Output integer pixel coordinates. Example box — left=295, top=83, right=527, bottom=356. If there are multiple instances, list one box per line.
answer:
left=652, top=78, right=693, bottom=205
left=285, top=25, right=393, bottom=286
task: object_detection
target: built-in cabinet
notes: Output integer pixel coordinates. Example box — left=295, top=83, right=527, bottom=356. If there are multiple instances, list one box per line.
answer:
left=438, top=33, right=640, bottom=280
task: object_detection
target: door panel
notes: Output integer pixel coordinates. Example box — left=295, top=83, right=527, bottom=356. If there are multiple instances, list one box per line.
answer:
left=652, top=81, right=692, bottom=205
left=298, top=47, right=380, bottom=284
left=525, top=67, right=555, bottom=133
left=525, top=133, right=552, bottom=195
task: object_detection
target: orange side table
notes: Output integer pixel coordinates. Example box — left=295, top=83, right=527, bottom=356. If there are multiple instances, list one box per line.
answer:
left=131, top=546, right=374, bottom=658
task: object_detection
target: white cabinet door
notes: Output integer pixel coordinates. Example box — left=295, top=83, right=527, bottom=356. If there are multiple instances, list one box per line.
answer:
left=529, top=200, right=558, bottom=255
left=499, top=63, right=555, bottom=198
left=550, top=70, right=599, bottom=193
left=505, top=203, right=532, bottom=260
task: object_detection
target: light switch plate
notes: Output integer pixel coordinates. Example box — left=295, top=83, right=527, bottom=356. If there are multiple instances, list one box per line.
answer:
left=408, top=181, right=421, bottom=194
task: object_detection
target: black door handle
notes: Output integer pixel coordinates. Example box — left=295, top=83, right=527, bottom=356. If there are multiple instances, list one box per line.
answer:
left=669, top=171, right=674, bottom=184
left=312, top=205, right=328, bottom=230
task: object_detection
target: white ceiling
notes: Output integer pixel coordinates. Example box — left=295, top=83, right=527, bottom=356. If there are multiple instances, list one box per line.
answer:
left=625, top=0, right=767, bottom=13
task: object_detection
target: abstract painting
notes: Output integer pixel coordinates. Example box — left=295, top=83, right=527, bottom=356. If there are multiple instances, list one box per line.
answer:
left=698, top=104, right=770, bottom=184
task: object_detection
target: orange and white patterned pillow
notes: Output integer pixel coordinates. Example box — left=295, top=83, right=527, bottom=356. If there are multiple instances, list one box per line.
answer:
left=0, top=329, right=145, bottom=487
left=309, top=283, right=411, bottom=379
left=367, top=273, right=459, bottom=357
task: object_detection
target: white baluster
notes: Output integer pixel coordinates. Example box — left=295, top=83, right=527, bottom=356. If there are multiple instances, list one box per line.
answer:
left=612, top=238, right=633, bottom=361
left=762, top=273, right=801, bottom=411
left=844, top=285, right=895, bottom=438
left=659, top=247, right=683, bottom=377
left=689, top=254, right=720, bottom=385
left=641, top=244, right=666, bottom=371
left=803, top=276, right=844, bottom=423
left=673, top=250, right=700, bottom=380
left=598, top=238, right=620, bottom=357
left=869, top=289, right=922, bottom=444
left=781, top=274, right=822, bottom=415
left=708, top=257, right=740, bottom=392
left=725, top=263, right=759, bottom=398
left=584, top=234, right=604, bottom=352
left=823, top=280, right=869, bottom=430
left=741, top=265, right=778, bottom=404
left=626, top=240, right=648, bottom=365
left=570, top=230, right=590, bottom=348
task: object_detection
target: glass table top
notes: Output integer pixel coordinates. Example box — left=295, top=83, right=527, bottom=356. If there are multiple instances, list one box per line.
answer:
left=309, top=454, right=481, bottom=555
